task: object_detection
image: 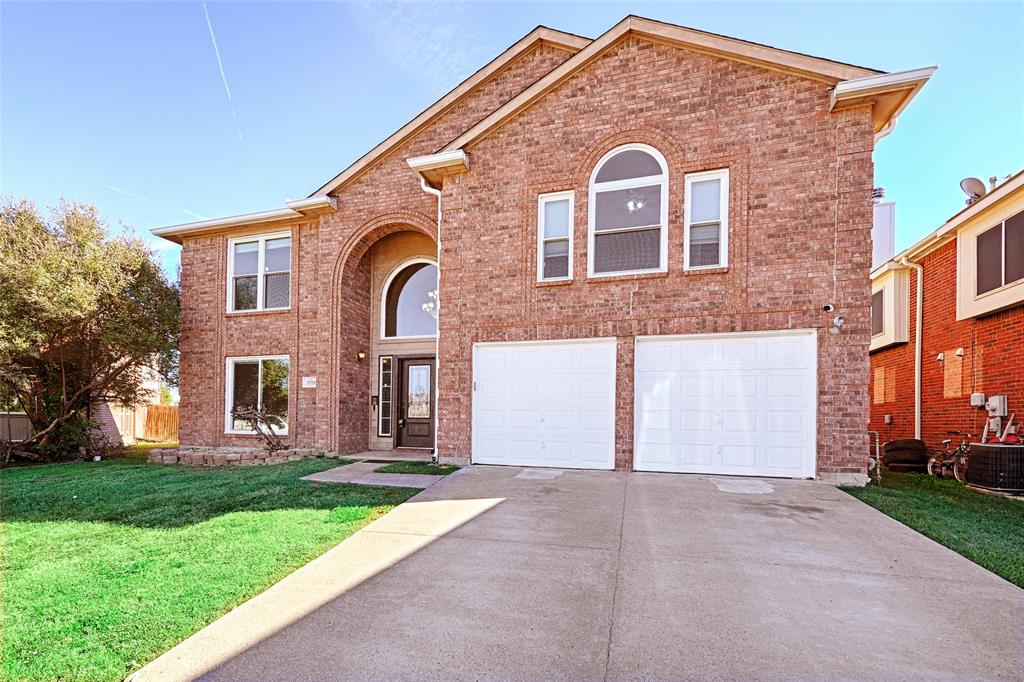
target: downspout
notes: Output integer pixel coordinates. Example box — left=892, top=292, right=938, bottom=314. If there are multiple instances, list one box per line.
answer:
left=900, top=256, right=924, bottom=439
left=418, top=176, right=442, bottom=464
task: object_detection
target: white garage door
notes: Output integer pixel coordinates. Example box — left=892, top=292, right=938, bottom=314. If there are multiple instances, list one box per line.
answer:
left=634, top=330, right=817, bottom=478
left=472, top=338, right=616, bottom=470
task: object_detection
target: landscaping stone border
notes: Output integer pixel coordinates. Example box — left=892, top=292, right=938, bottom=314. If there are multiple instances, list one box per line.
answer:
left=148, top=447, right=336, bottom=467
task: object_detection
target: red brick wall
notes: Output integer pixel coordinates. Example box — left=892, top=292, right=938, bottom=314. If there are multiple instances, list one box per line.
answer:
left=869, top=239, right=1024, bottom=449
left=437, top=36, right=874, bottom=474
left=178, top=36, right=876, bottom=475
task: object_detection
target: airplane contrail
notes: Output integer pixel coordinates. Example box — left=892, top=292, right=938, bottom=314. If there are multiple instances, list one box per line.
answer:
left=202, top=1, right=264, bottom=202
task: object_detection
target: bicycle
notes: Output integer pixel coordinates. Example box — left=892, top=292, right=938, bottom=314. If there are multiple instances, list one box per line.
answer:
left=926, top=431, right=974, bottom=482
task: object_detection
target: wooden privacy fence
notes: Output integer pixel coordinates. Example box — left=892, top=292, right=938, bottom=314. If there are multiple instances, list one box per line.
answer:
left=0, top=413, right=32, bottom=442
left=144, top=405, right=179, bottom=442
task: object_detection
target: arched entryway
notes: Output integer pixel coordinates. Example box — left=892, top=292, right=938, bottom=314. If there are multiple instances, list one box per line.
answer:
left=328, top=212, right=438, bottom=453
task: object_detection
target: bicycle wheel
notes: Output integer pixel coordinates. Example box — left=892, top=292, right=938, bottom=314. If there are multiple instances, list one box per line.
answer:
left=926, top=457, right=940, bottom=477
left=953, top=456, right=968, bottom=483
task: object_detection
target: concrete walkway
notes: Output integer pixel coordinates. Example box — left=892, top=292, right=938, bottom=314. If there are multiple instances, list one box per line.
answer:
left=300, top=460, right=445, bottom=489
left=133, top=467, right=1023, bottom=681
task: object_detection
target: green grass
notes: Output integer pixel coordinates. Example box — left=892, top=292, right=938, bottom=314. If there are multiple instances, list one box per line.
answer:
left=120, top=440, right=179, bottom=460
left=842, top=470, right=1024, bottom=587
left=0, top=457, right=419, bottom=682
left=373, top=461, right=459, bottom=476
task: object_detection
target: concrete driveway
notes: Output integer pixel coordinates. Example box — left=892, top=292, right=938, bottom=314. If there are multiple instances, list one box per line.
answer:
left=135, top=466, right=1023, bottom=681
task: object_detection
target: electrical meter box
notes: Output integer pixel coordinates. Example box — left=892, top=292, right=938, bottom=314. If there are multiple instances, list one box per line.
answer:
left=970, top=392, right=987, bottom=407
left=985, top=394, right=1008, bottom=417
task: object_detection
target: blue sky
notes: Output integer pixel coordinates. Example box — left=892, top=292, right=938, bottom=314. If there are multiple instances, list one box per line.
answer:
left=3, top=1, right=1022, bottom=278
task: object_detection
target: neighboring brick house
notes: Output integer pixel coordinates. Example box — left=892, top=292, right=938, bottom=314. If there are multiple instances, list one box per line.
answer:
left=870, top=171, right=1024, bottom=449
left=153, top=16, right=934, bottom=481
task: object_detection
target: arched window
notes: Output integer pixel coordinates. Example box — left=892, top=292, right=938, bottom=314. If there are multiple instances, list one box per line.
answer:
left=588, top=144, right=668, bottom=276
left=382, top=259, right=438, bottom=338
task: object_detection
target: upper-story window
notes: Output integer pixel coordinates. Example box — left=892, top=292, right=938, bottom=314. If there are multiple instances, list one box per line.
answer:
left=684, top=169, right=729, bottom=269
left=588, top=144, right=668, bottom=277
left=871, top=289, right=884, bottom=336
left=537, top=191, right=573, bottom=281
left=976, top=210, right=1024, bottom=296
left=227, top=232, right=291, bottom=312
left=382, top=259, right=438, bottom=338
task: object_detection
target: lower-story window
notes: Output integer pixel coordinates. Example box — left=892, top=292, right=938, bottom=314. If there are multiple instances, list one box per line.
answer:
left=225, top=356, right=290, bottom=434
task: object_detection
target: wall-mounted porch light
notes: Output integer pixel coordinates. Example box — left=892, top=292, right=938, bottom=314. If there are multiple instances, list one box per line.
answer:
left=356, top=351, right=366, bottom=362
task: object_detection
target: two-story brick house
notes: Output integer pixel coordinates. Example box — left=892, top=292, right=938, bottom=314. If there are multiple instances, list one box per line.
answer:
left=153, top=16, right=933, bottom=480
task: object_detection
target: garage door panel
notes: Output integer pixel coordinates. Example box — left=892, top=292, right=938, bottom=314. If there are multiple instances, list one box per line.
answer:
left=722, top=341, right=759, bottom=366
left=635, top=332, right=816, bottom=478
left=510, top=409, right=540, bottom=429
left=473, top=339, right=616, bottom=470
left=637, top=342, right=673, bottom=366
left=721, top=375, right=758, bottom=398
left=765, top=446, right=805, bottom=471
left=765, top=374, right=805, bottom=398
left=545, top=379, right=573, bottom=400
left=680, top=410, right=714, bottom=431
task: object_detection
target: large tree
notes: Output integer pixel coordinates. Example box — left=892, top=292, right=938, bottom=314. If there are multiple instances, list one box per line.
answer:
left=0, top=197, right=179, bottom=460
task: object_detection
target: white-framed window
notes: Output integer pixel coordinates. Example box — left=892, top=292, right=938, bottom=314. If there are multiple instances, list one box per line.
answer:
left=588, top=144, right=669, bottom=277
left=871, top=289, right=884, bottom=336
left=870, top=267, right=909, bottom=351
left=381, top=258, right=438, bottom=339
left=537, top=191, right=573, bottom=281
left=224, top=355, right=290, bottom=434
left=684, top=169, right=729, bottom=270
left=226, top=232, right=292, bottom=312
left=975, top=210, right=1024, bottom=297
left=378, top=355, right=394, bottom=437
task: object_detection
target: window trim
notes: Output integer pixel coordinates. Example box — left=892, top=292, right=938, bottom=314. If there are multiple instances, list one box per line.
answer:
left=587, top=143, right=669, bottom=278
left=870, top=289, right=884, bottom=337
left=224, top=355, right=290, bottom=435
left=974, top=219, right=1023, bottom=299
left=380, top=257, right=439, bottom=340
left=378, top=355, right=394, bottom=438
left=225, top=231, right=292, bottom=313
left=537, top=191, right=574, bottom=282
left=683, top=168, right=730, bottom=271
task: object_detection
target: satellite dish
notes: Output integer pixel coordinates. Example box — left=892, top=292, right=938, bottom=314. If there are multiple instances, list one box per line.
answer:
left=960, top=177, right=987, bottom=201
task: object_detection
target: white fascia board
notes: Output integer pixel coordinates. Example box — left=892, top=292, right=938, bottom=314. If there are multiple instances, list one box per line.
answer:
left=152, top=208, right=301, bottom=240
left=151, top=196, right=337, bottom=243
left=406, top=149, right=469, bottom=173
left=870, top=260, right=906, bottom=280
left=831, top=65, right=938, bottom=104
left=284, top=196, right=336, bottom=211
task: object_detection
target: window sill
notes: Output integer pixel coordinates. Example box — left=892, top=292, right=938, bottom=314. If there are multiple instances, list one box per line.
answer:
left=586, top=270, right=669, bottom=284
left=683, top=266, right=728, bottom=276
left=224, top=431, right=290, bottom=438
left=535, top=278, right=573, bottom=288
left=225, top=307, right=291, bottom=318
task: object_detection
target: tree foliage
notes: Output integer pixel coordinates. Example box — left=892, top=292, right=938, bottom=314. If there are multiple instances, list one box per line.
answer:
left=0, top=197, right=180, bottom=460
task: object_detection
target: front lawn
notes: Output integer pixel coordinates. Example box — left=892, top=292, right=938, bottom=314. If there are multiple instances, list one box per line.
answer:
left=374, top=461, right=459, bottom=476
left=0, top=458, right=419, bottom=682
left=842, top=471, right=1024, bottom=588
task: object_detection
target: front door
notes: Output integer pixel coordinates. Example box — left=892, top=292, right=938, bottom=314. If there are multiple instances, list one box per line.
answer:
left=398, top=357, right=435, bottom=449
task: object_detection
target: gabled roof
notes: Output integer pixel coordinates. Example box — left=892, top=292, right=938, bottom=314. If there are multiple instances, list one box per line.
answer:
left=309, top=26, right=590, bottom=197
left=441, top=15, right=889, bottom=153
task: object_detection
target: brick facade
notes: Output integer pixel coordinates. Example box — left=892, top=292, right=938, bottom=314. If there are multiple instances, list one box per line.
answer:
left=175, top=30, right=878, bottom=475
left=869, top=239, right=1024, bottom=448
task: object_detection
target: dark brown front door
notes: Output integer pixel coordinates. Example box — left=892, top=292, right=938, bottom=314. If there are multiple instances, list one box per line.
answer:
left=397, top=357, right=435, bottom=449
